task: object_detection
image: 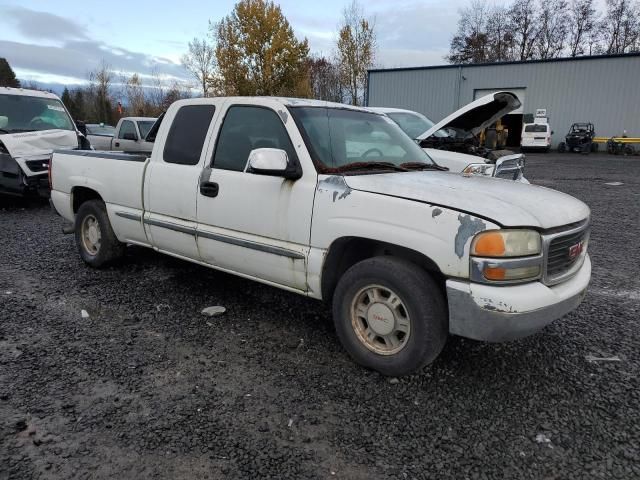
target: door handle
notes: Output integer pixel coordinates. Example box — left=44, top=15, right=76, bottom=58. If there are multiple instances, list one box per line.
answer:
left=114, top=142, right=120, bottom=147
left=200, top=181, right=219, bottom=197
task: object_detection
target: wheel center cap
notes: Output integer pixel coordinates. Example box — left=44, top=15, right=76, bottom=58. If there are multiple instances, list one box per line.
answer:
left=367, top=303, right=395, bottom=336
left=88, top=226, right=98, bottom=244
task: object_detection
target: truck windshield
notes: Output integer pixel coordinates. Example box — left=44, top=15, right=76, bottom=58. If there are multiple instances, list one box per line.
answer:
left=290, top=107, right=435, bottom=173
left=137, top=121, right=156, bottom=139
left=385, top=111, right=447, bottom=139
left=0, top=94, right=75, bottom=133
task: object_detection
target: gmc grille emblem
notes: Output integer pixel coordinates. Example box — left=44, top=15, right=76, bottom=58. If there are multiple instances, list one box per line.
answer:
left=568, top=241, right=584, bottom=260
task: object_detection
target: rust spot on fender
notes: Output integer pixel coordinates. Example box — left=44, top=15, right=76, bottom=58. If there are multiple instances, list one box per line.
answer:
left=454, top=214, right=486, bottom=258
left=317, top=176, right=352, bottom=202
left=432, top=208, right=443, bottom=218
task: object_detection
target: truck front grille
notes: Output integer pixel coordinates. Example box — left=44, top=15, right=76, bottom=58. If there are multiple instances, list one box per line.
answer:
left=543, top=222, right=589, bottom=285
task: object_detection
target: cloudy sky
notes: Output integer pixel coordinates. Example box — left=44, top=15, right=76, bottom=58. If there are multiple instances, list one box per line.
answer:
left=0, top=0, right=461, bottom=92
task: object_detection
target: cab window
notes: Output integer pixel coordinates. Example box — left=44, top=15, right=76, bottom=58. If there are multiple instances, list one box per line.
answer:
left=212, top=106, right=297, bottom=172
left=163, top=105, right=216, bottom=165
left=118, top=121, right=137, bottom=139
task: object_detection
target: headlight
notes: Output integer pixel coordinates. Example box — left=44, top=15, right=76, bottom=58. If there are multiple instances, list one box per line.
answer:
left=463, top=163, right=495, bottom=176
left=471, top=230, right=541, bottom=257
left=470, top=230, right=543, bottom=284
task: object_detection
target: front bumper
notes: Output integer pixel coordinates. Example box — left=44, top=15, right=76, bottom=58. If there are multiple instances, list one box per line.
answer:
left=446, top=255, right=591, bottom=342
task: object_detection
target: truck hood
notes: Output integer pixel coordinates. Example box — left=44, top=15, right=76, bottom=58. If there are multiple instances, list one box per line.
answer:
left=0, top=129, right=78, bottom=158
left=344, top=171, right=589, bottom=229
left=416, top=91, right=521, bottom=140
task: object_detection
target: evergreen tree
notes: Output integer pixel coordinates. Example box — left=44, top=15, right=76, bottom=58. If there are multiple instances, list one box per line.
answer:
left=0, top=58, right=20, bottom=88
left=61, top=87, right=78, bottom=118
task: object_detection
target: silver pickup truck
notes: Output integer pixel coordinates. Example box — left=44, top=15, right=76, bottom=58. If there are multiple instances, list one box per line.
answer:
left=50, top=96, right=591, bottom=376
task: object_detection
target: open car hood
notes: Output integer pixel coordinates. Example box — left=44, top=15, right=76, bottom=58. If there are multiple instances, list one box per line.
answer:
left=416, top=91, right=521, bottom=140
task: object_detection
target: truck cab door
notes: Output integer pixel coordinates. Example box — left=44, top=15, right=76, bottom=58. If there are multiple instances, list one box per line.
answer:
left=113, top=120, right=139, bottom=152
left=196, top=101, right=316, bottom=291
left=144, top=102, right=219, bottom=260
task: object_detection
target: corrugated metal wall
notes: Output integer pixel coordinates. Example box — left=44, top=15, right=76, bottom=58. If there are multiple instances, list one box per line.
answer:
left=368, top=55, right=640, bottom=147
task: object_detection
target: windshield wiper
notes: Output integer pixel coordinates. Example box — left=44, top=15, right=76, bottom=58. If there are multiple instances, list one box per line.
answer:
left=335, top=161, right=409, bottom=173
left=400, top=162, right=449, bottom=171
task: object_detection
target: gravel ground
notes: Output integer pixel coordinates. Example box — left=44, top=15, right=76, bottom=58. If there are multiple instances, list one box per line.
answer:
left=1, top=153, right=639, bottom=479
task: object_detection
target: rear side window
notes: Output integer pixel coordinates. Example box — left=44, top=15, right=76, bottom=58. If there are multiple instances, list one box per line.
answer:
left=118, top=120, right=137, bottom=139
left=212, top=106, right=297, bottom=172
left=163, top=105, right=216, bottom=165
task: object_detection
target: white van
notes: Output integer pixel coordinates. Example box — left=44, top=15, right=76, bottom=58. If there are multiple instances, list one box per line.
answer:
left=521, top=123, right=552, bottom=151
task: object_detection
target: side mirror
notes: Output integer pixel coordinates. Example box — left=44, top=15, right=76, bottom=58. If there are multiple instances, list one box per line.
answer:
left=123, top=132, right=137, bottom=141
left=75, top=120, right=87, bottom=136
left=247, top=148, right=301, bottom=180
left=551, top=131, right=555, bottom=135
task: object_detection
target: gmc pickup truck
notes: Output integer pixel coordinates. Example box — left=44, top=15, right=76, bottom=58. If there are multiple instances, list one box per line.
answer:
left=50, top=97, right=591, bottom=376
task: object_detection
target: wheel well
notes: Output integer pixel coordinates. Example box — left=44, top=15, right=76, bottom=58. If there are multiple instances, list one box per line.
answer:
left=72, top=187, right=103, bottom=213
left=321, top=237, right=445, bottom=303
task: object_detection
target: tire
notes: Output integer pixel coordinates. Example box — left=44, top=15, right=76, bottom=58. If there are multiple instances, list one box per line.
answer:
left=558, top=142, right=566, bottom=153
left=332, top=256, right=447, bottom=376
left=74, top=200, right=125, bottom=268
left=591, top=142, right=599, bottom=152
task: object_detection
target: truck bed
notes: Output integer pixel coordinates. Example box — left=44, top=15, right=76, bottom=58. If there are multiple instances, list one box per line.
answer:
left=50, top=150, right=150, bottom=244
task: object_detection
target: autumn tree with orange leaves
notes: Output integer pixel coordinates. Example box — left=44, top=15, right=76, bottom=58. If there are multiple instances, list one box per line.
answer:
left=212, top=0, right=311, bottom=97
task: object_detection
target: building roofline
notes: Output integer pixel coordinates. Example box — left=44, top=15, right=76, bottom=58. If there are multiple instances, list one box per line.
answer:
left=368, top=51, right=640, bottom=74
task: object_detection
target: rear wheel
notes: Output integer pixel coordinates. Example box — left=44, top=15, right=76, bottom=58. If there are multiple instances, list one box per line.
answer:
left=332, top=257, right=447, bottom=376
left=75, top=200, right=125, bottom=268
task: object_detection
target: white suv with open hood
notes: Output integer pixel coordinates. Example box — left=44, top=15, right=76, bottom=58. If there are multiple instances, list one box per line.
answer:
left=370, top=92, right=526, bottom=182
left=0, top=87, right=88, bottom=197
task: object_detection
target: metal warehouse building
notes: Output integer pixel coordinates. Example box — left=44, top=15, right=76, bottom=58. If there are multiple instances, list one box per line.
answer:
left=367, top=52, right=640, bottom=148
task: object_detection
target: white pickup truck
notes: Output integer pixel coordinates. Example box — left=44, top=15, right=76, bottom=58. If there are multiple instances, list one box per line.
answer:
left=50, top=97, right=591, bottom=376
left=0, top=87, right=89, bottom=197
left=109, top=117, right=156, bottom=154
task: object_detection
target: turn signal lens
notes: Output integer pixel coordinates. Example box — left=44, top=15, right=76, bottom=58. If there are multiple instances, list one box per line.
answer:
left=473, top=232, right=505, bottom=256
left=483, top=267, right=506, bottom=280
left=472, top=230, right=541, bottom=257
left=484, top=265, right=540, bottom=281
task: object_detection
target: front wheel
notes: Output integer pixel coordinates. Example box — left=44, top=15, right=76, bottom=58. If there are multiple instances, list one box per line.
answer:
left=558, top=142, right=566, bottom=153
left=74, top=200, right=125, bottom=268
left=332, top=257, right=447, bottom=376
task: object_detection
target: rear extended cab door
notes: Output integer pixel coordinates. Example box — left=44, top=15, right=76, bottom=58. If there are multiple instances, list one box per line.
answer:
left=143, top=100, right=222, bottom=260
